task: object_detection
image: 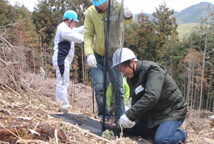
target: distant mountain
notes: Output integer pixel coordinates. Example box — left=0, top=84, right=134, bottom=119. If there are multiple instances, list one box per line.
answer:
left=134, top=2, right=214, bottom=25
left=174, top=2, right=214, bottom=24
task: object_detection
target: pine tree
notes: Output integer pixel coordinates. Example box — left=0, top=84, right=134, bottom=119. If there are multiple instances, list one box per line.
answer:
left=136, top=13, right=155, bottom=61
left=152, top=1, right=178, bottom=61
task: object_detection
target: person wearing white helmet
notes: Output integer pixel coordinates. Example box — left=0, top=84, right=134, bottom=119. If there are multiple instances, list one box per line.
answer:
left=52, top=10, right=84, bottom=113
left=84, top=0, right=134, bottom=122
left=112, top=48, right=187, bottom=143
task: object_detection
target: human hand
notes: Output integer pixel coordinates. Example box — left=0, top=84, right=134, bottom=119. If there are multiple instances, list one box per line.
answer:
left=123, top=6, right=132, bottom=18
left=87, top=54, right=97, bottom=67
left=118, top=114, right=136, bottom=128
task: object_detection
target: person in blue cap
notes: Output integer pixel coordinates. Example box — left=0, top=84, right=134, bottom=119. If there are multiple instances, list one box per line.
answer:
left=84, top=0, right=134, bottom=122
left=52, top=10, right=84, bottom=113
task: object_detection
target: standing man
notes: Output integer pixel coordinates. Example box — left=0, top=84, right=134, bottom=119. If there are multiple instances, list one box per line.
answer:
left=52, top=10, right=84, bottom=113
left=84, top=0, right=134, bottom=122
left=112, top=48, right=187, bottom=143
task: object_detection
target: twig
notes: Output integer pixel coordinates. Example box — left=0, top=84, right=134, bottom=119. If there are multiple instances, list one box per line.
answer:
left=47, top=120, right=112, bottom=143
left=43, top=92, right=55, bottom=97
left=20, top=82, right=36, bottom=93
left=0, top=58, right=7, bottom=66
left=55, top=129, right=59, bottom=144
left=0, top=82, right=20, bottom=96
left=67, top=131, right=90, bottom=143
left=16, top=139, right=48, bottom=144
left=0, top=140, right=9, bottom=144
left=0, top=36, right=15, bottom=51
left=0, top=123, right=27, bottom=144
left=14, top=127, right=21, bottom=138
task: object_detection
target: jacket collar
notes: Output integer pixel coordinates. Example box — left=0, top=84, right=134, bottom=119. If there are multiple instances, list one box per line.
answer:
left=95, top=6, right=106, bottom=14
left=135, top=60, right=142, bottom=76
left=129, top=60, right=142, bottom=81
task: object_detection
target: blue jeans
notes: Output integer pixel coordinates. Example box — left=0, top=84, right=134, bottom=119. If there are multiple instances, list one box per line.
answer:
left=125, top=117, right=186, bottom=144
left=91, top=51, right=125, bottom=122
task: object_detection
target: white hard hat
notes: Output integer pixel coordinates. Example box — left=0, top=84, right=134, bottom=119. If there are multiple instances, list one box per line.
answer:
left=112, top=48, right=136, bottom=68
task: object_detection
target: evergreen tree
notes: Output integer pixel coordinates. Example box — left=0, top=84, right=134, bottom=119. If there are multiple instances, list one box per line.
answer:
left=124, top=22, right=139, bottom=56
left=0, top=0, right=15, bottom=26
left=136, top=13, right=155, bottom=61
left=152, top=1, right=178, bottom=61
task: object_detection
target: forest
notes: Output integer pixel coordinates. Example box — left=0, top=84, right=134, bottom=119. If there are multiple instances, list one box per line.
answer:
left=1, top=0, right=214, bottom=119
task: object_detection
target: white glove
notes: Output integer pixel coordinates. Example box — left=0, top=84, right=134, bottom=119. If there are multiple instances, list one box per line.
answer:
left=123, top=6, right=132, bottom=18
left=118, top=114, right=136, bottom=128
left=87, top=54, right=97, bottom=68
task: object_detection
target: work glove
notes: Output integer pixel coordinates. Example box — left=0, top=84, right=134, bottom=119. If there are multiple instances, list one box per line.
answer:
left=123, top=6, right=132, bottom=18
left=118, top=114, right=136, bottom=128
left=87, top=54, right=97, bottom=68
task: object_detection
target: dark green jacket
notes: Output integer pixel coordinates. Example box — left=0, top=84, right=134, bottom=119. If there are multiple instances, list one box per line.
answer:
left=126, top=61, right=187, bottom=128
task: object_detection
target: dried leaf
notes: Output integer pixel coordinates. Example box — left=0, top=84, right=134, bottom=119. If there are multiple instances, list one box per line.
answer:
left=17, top=117, right=32, bottom=121
left=28, top=128, right=40, bottom=136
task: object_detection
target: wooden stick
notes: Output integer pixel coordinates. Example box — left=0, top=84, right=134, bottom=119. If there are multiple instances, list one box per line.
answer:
left=0, top=123, right=27, bottom=144
left=0, top=82, right=20, bottom=96
left=46, top=120, right=112, bottom=143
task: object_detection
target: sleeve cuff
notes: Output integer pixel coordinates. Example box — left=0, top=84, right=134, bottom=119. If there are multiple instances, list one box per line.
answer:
left=126, top=111, right=135, bottom=121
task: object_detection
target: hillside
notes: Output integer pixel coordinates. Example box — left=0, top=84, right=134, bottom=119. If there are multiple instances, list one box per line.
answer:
left=174, top=2, right=214, bottom=24
left=134, top=2, right=214, bottom=25
left=177, top=23, right=200, bottom=40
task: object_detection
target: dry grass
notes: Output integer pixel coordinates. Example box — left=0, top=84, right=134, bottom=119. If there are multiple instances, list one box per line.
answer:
left=0, top=72, right=213, bottom=143
left=0, top=73, right=136, bottom=144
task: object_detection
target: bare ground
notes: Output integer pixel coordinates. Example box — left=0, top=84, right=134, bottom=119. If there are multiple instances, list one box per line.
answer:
left=0, top=72, right=214, bottom=144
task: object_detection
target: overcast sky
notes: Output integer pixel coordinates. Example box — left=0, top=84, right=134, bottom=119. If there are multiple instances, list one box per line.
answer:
left=9, top=0, right=214, bottom=14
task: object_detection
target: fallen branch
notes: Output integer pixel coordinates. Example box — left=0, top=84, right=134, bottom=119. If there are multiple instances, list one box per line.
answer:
left=0, top=140, right=9, bottom=144
left=16, top=139, right=48, bottom=144
left=20, top=82, right=36, bottom=93
left=0, top=123, right=27, bottom=144
left=47, top=120, right=112, bottom=143
left=55, top=129, right=59, bottom=144
left=0, top=82, right=20, bottom=96
left=0, top=58, right=7, bottom=66
left=67, top=131, right=91, bottom=143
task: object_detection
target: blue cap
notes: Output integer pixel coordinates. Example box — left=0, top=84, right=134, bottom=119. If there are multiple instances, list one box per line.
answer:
left=63, top=10, right=79, bottom=22
left=91, top=0, right=107, bottom=6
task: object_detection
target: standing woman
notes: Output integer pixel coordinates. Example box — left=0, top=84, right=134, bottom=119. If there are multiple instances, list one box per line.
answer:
left=52, top=10, right=84, bottom=112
